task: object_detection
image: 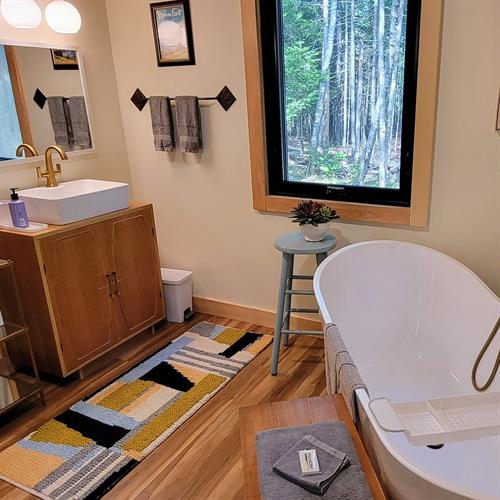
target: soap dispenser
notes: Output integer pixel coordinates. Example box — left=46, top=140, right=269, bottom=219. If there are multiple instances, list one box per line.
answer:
left=8, top=188, right=29, bottom=229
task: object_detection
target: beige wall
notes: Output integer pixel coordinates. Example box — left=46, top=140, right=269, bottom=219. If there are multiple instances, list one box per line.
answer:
left=106, top=0, right=500, bottom=313
left=0, top=0, right=130, bottom=198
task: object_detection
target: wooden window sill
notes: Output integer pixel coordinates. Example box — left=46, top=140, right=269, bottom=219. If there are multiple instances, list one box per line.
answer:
left=260, top=195, right=410, bottom=225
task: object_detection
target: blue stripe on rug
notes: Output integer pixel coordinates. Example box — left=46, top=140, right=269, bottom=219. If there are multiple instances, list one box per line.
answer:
left=19, top=439, right=82, bottom=460
left=71, top=401, right=138, bottom=430
left=121, top=336, right=193, bottom=382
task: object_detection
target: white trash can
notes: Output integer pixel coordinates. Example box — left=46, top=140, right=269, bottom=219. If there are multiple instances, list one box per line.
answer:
left=161, top=268, right=193, bottom=323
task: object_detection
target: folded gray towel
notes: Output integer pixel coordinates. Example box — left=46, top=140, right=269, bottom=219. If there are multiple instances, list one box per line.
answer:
left=174, top=96, right=203, bottom=153
left=149, top=96, right=175, bottom=152
left=47, top=96, right=73, bottom=148
left=67, top=96, right=92, bottom=148
left=325, top=323, right=368, bottom=421
left=256, top=422, right=373, bottom=500
left=272, top=434, right=350, bottom=495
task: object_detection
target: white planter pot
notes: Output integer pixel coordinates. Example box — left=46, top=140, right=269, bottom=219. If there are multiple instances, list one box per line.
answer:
left=300, top=223, right=328, bottom=242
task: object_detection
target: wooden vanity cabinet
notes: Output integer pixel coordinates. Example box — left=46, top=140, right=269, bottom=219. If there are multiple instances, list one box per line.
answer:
left=0, top=204, right=165, bottom=377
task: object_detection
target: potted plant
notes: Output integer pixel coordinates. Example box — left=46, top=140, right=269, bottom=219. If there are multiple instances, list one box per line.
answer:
left=290, top=200, right=340, bottom=242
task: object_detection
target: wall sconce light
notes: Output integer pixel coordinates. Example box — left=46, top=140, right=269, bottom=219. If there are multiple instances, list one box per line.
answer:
left=0, top=0, right=42, bottom=29
left=45, top=0, right=81, bottom=34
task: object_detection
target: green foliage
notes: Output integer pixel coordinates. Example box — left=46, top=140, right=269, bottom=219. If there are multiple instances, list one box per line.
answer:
left=290, top=200, right=340, bottom=226
left=283, top=0, right=321, bottom=125
left=284, top=42, right=321, bottom=123
left=310, top=150, right=347, bottom=181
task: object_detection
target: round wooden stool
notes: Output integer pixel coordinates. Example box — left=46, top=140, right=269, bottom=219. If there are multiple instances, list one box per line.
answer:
left=271, top=232, right=336, bottom=375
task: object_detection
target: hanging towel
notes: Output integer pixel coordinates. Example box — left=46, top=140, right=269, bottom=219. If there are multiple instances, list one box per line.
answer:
left=67, top=96, right=92, bottom=148
left=47, top=96, right=73, bottom=148
left=174, top=96, right=203, bottom=153
left=149, top=96, right=175, bottom=152
left=324, top=323, right=368, bottom=421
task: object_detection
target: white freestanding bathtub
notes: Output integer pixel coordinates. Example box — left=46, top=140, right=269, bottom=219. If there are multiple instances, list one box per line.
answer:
left=313, top=241, right=500, bottom=500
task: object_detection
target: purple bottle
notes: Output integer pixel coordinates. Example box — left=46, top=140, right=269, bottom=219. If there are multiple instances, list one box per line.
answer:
left=8, top=188, right=29, bottom=229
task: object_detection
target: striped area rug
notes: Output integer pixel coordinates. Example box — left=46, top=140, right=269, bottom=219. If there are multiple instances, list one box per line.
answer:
left=0, top=321, right=272, bottom=500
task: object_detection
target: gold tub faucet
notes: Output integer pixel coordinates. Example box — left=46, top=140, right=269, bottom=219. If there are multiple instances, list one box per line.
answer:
left=16, top=143, right=39, bottom=158
left=38, top=145, right=68, bottom=187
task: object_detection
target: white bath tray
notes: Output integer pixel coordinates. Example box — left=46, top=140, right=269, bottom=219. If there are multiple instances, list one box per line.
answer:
left=369, top=392, right=500, bottom=446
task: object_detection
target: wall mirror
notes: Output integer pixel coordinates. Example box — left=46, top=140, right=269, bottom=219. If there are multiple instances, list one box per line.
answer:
left=0, top=42, right=93, bottom=163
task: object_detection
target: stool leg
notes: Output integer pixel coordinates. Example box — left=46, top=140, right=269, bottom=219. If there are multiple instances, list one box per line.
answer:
left=283, top=254, right=294, bottom=346
left=271, top=253, right=291, bottom=376
left=316, top=252, right=328, bottom=266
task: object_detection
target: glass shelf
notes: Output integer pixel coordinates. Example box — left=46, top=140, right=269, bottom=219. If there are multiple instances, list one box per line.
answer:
left=0, top=372, right=43, bottom=415
left=0, top=322, right=29, bottom=342
left=0, top=259, right=45, bottom=414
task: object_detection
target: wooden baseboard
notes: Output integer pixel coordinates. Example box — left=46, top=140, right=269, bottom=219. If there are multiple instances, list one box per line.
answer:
left=193, top=297, right=321, bottom=331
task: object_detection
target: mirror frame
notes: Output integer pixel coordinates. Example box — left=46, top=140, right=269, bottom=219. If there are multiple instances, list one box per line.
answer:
left=0, top=39, right=95, bottom=166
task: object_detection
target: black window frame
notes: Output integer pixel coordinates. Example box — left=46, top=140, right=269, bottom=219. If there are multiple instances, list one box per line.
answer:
left=259, top=0, right=422, bottom=207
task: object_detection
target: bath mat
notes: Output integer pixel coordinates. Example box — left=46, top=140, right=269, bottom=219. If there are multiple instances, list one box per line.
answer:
left=0, top=321, right=272, bottom=500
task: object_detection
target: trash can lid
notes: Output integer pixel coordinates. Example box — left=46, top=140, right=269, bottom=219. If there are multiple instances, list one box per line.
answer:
left=161, top=268, right=192, bottom=285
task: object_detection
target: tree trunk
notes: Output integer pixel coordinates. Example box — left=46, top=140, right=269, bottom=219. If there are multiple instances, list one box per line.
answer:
left=376, top=0, right=387, bottom=187
left=385, top=0, right=405, bottom=168
left=309, top=0, right=338, bottom=175
left=354, top=45, right=364, bottom=162
left=358, top=0, right=385, bottom=185
left=349, top=2, right=356, bottom=153
left=342, top=1, right=348, bottom=149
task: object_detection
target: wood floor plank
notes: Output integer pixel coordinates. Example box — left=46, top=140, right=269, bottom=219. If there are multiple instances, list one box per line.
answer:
left=0, top=314, right=326, bottom=500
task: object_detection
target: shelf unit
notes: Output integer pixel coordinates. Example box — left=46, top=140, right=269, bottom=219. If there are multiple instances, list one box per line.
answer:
left=0, top=259, right=44, bottom=415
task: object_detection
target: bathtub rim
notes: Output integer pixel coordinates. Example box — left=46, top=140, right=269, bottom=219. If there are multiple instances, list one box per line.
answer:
left=313, top=240, right=500, bottom=326
left=356, top=388, right=497, bottom=500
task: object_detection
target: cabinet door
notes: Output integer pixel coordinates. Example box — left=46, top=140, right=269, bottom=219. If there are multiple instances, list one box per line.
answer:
left=109, top=207, right=164, bottom=337
left=39, top=225, right=115, bottom=372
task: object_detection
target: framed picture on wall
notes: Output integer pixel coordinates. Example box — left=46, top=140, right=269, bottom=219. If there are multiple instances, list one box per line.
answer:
left=50, top=49, right=79, bottom=70
left=150, top=0, right=195, bottom=67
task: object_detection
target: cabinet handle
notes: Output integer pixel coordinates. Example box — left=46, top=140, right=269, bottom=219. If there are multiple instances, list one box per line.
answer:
left=106, top=274, right=114, bottom=297
left=111, top=271, right=120, bottom=296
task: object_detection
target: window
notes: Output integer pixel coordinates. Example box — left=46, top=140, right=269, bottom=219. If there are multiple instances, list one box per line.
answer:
left=259, top=0, right=422, bottom=207
left=0, top=45, right=22, bottom=160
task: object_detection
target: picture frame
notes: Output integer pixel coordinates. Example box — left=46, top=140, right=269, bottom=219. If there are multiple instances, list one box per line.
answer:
left=50, top=49, right=79, bottom=70
left=150, top=0, right=195, bottom=67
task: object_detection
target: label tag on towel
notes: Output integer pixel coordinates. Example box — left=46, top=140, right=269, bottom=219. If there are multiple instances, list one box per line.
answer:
left=298, top=449, right=320, bottom=475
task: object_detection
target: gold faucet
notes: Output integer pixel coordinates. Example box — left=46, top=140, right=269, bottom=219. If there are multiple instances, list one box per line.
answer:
left=38, top=145, right=68, bottom=187
left=16, top=143, right=39, bottom=158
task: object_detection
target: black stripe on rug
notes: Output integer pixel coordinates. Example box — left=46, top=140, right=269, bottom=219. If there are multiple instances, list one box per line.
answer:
left=140, top=361, right=194, bottom=391
left=220, top=332, right=262, bottom=358
left=85, top=458, right=139, bottom=500
left=54, top=410, right=129, bottom=448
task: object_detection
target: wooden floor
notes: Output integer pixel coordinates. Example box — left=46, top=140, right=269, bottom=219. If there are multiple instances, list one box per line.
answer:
left=0, top=313, right=326, bottom=500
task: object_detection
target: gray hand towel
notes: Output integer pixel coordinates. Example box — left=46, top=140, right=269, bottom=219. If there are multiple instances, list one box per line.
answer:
left=273, top=434, right=350, bottom=495
left=149, top=96, right=175, bottom=152
left=67, top=96, right=92, bottom=148
left=47, top=96, right=73, bottom=148
left=325, top=323, right=368, bottom=421
left=256, top=422, right=373, bottom=500
left=174, top=96, right=203, bottom=153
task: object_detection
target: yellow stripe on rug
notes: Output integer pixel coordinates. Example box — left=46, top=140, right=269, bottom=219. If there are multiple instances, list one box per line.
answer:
left=123, top=374, right=225, bottom=454
left=213, top=327, right=246, bottom=345
left=98, top=380, right=155, bottom=411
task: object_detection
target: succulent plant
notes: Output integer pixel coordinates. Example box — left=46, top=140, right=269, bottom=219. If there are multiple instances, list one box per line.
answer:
left=290, top=200, right=340, bottom=226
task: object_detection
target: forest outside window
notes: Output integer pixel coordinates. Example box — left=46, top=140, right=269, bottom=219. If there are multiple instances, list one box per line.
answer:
left=259, top=0, right=422, bottom=207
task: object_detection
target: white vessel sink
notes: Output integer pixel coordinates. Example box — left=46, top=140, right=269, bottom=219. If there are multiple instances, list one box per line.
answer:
left=19, top=179, right=130, bottom=225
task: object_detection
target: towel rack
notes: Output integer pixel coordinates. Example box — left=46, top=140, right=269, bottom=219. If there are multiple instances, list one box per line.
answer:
left=130, top=86, right=236, bottom=112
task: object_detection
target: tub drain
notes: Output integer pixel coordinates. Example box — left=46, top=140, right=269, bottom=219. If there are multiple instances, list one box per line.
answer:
left=427, top=444, right=444, bottom=449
